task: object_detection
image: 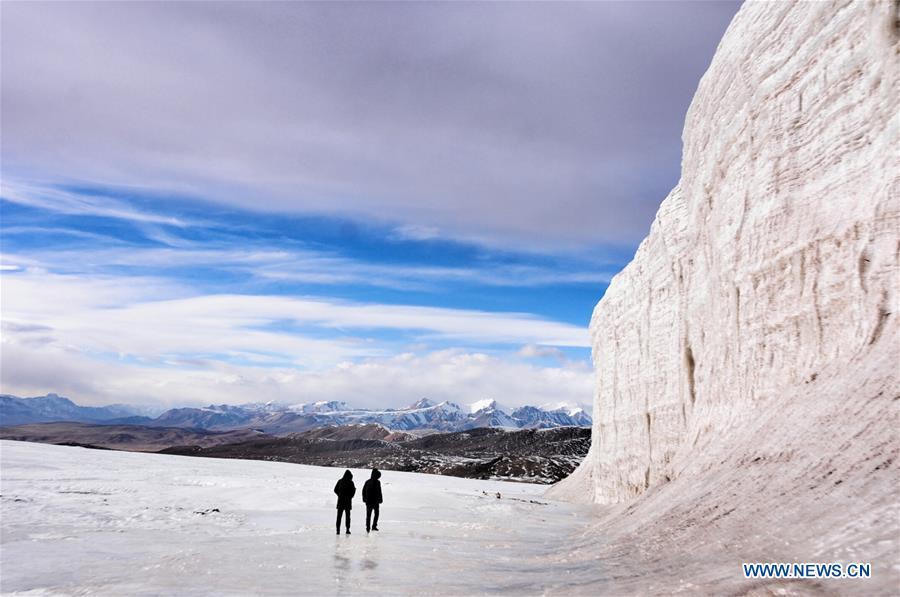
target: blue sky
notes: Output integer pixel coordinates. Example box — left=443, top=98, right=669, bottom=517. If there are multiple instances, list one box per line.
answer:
left=0, top=1, right=740, bottom=409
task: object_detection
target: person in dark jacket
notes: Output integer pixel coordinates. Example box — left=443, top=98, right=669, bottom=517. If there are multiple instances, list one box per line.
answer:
left=361, top=468, right=383, bottom=533
left=334, top=470, right=355, bottom=534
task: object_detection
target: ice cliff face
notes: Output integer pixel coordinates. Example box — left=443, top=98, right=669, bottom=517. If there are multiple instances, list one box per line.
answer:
left=553, top=0, right=899, bottom=511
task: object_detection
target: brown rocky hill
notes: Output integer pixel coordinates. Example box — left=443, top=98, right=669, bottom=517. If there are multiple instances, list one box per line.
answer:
left=161, top=425, right=590, bottom=484
left=0, top=422, right=270, bottom=452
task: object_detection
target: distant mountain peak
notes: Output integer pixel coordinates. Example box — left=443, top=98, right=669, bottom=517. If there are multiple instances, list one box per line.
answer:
left=1, top=394, right=591, bottom=433
left=0, top=394, right=150, bottom=427
left=290, top=400, right=351, bottom=414
left=31, top=393, right=75, bottom=405
left=409, top=398, right=435, bottom=410
left=469, top=399, right=507, bottom=414
left=539, top=401, right=589, bottom=416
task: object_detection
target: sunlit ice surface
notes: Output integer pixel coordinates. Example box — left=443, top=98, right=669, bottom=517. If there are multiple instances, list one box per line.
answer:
left=0, top=440, right=603, bottom=595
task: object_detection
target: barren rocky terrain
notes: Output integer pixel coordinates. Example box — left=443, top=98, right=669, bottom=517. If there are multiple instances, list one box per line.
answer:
left=0, top=422, right=269, bottom=452
left=0, top=422, right=590, bottom=484
left=162, top=425, right=590, bottom=484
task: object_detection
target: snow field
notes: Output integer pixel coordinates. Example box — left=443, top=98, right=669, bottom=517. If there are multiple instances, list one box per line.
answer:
left=1, top=441, right=598, bottom=596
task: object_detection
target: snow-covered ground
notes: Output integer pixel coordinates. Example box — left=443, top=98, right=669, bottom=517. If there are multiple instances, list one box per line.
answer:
left=6, top=440, right=894, bottom=595
left=0, top=441, right=601, bottom=596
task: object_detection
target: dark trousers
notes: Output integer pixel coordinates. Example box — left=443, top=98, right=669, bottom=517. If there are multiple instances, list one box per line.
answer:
left=336, top=508, right=350, bottom=532
left=365, top=504, right=379, bottom=530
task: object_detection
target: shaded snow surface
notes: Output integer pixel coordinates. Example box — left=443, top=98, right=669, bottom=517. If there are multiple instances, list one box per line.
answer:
left=1, top=441, right=602, bottom=595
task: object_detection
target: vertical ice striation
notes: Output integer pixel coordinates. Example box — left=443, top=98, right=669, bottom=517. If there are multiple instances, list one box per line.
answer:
left=552, top=0, right=899, bottom=507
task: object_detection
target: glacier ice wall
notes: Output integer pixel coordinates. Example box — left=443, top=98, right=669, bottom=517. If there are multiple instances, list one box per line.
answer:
left=552, top=0, right=899, bottom=506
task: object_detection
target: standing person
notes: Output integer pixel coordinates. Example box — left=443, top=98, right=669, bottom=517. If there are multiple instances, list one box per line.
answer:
left=334, top=470, right=355, bottom=535
left=362, top=468, right=383, bottom=533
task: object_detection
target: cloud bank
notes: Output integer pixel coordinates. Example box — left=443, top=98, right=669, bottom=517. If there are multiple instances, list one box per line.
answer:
left=2, top=1, right=740, bottom=249
left=1, top=269, right=591, bottom=407
left=0, top=2, right=740, bottom=409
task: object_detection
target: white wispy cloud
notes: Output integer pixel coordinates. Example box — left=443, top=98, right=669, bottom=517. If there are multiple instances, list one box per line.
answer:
left=1, top=268, right=587, bottom=364
left=517, top=343, right=568, bottom=362
left=391, top=224, right=442, bottom=242
left=2, top=244, right=616, bottom=290
left=1, top=179, right=187, bottom=227
left=0, top=267, right=592, bottom=406
left=0, top=342, right=593, bottom=410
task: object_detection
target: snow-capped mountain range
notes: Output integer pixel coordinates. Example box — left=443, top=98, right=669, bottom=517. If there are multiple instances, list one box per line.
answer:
left=0, top=394, right=591, bottom=433
left=0, top=394, right=158, bottom=427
